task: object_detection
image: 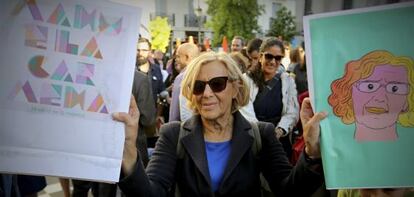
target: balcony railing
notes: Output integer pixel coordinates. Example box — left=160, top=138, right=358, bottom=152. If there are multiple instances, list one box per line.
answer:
left=150, top=12, right=175, bottom=26
left=184, top=14, right=207, bottom=28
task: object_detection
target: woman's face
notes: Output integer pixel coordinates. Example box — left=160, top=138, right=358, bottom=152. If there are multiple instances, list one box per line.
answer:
left=260, top=45, right=283, bottom=76
left=248, top=50, right=260, bottom=69
left=193, top=61, right=237, bottom=121
left=352, top=65, right=409, bottom=129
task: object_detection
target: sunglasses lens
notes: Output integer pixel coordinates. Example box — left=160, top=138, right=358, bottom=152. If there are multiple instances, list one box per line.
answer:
left=193, top=81, right=206, bottom=95
left=275, top=55, right=282, bottom=61
left=209, top=77, right=228, bottom=93
left=264, top=53, right=282, bottom=62
left=192, top=77, right=228, bottom=95
left=264, top=53, right=273, bottom=60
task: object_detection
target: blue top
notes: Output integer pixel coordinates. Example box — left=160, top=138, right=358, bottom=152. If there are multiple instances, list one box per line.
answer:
left=205, top=140, right=231, bottom=192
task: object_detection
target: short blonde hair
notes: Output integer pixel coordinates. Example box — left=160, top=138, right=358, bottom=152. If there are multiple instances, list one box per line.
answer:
left=328, top=50, right=414, bottom=126
left=181, top=52, right=250, bottom=114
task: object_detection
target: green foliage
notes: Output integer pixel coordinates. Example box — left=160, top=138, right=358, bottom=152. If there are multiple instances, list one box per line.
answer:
left=267, top=6, right=297, bottom=42
left=206, top=0, right=263, bottom=47
left=149, top=16, right=171, bottom=53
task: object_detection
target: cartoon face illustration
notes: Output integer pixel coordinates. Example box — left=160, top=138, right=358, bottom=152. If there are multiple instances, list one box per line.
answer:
left=328, top=51, right=414, bottom=141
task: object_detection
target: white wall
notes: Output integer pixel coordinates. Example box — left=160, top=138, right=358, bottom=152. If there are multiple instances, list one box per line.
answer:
left=109, top=0, right=155, bottom=39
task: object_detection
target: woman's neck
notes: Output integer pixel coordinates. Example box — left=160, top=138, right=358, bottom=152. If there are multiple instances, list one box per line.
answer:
left=264, top=72, right=276, bottom=81
left=202, top=114, right=233, bottom=142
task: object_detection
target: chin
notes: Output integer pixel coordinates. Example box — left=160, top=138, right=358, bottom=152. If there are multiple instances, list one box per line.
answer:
left=200, top=111, right=222, bottom=120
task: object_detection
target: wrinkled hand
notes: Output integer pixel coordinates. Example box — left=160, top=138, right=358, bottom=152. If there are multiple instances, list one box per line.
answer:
left=112, top=95, right=140, bottom=175
left=300, top=98, right=327, bottom=158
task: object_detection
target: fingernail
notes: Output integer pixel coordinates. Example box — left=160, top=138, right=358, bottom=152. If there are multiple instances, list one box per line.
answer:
left=112, top=112, right=119, bottom=119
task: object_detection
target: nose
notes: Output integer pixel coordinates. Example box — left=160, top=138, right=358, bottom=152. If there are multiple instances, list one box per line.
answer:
left=373, top=86, right=387, bottom=103
left=201, top=84, right=214, bottom=97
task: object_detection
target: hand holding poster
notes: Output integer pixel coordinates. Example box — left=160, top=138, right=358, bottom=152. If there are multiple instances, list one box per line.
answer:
left=304, top=2, right=414, bottom=189
left=0, top=0, right=140, bottom=182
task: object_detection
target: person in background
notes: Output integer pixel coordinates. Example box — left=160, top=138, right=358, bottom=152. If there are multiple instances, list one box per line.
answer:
left=281, top=41, right=291, bottom=69
left=153, top=50, right=168, bottom=83
left=136, top=37, right=167, bottom=146
left=169, top=43, right=200, bottom=122
left=240, top=47, right=249, bottom=60
left=114, top=52, right=326, bottom=196
left=18, top=175, right=46, bottom=197
left=246, top=38, right=263, bottom=72
left=1, top=175, right=46, bottom=197
left=240, top=38, right=299, bottom=159
left=287, top=43, right=307, bottom=95
left=231, top=36, right=245, bottom=52
left=230, top=52, right=250, bottom=73
left=163, top=50, right=181, bottom=122
left=132, top=69, right=156, bottom=165
left=59, top=178, right=70, bottom=197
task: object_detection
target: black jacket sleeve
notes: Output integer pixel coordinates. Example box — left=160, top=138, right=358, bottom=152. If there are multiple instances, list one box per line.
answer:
left=118, top=122, right=180, bottom=197
left=259, top=122, right=324, bottom=196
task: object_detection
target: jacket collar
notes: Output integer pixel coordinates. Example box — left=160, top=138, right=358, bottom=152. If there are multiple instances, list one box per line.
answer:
left=180, top=111, right=254, bottom=192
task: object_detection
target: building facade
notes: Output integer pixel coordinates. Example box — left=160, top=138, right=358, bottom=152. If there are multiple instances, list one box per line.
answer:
left=112, top=0, right=412, bottom=53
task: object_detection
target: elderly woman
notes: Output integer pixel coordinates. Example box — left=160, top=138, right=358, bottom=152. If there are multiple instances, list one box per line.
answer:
left=113, top=52, right=327, bottom=196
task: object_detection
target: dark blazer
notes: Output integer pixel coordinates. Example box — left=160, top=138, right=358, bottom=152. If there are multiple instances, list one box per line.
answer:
left=149, top=63, right=166, bottom=105
left=132, top=70, right=156, bottom=166
left=137, top=63, right=166, bottom=106
left=118, top=111, right=323, bottom=197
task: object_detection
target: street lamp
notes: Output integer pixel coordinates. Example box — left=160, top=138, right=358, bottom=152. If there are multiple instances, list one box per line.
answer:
left=194, top=5, right=202, bottom=45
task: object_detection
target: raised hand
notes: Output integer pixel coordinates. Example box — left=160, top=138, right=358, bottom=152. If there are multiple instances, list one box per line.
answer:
left=112, top=95, right=140, bottom=175
left=300, top=98, right=327, bottom=158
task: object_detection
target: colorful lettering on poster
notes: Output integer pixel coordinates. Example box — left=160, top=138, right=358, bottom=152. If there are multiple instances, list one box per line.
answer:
left=9, top=0, right=125, bottom=114
left=25, top=0, right=124, bottom=58
left=9, top=56, right=108, bottom=113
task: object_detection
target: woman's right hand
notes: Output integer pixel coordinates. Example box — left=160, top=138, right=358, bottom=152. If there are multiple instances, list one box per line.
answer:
left=300, top=97, right=327, bottom=158
left=112, top=95, right=140, bottom=176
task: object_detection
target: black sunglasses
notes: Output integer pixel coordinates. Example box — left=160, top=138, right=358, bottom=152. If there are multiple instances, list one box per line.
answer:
left=193, top=76, right=229, bottom=95
left=263, top=53, right=283, bottom=62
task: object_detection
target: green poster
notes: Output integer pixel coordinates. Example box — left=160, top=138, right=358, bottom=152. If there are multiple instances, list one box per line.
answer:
left=304, top=2, right=414, bottom=189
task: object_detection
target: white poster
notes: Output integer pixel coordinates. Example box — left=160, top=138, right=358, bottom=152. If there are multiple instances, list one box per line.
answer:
left=0, top=0, right=140, bottom=182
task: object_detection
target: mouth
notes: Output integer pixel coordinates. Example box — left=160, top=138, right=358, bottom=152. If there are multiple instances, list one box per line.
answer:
left=202, top=103, right=217, bottom=109
left=365, top=107, right=388, bottom=114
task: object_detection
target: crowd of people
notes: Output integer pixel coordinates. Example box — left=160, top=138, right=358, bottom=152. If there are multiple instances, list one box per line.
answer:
left=1, top=35, right=413, bottom=197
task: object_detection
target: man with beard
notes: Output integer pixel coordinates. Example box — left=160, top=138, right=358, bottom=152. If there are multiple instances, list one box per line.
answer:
left=136, top=37, right=166, bottom=145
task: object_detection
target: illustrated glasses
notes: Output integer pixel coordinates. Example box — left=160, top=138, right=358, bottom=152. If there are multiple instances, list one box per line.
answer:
left=355, top=81, right=409, bottom=95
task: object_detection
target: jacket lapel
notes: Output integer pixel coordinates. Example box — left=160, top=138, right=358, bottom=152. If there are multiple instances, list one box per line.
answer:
left=180, top=116, right=213, bottom=189
left=180, top=112, right=254, bottom=195
left=220, top=112, right=254, bottom=185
